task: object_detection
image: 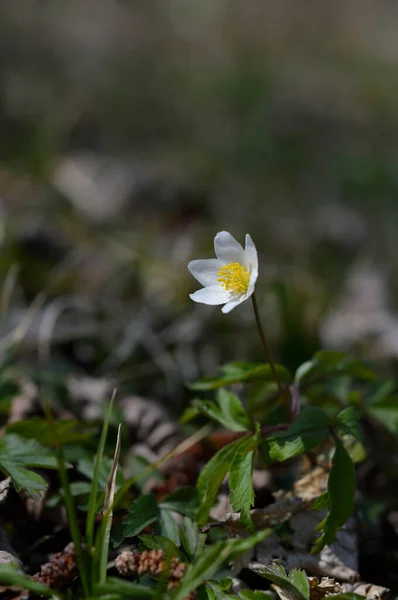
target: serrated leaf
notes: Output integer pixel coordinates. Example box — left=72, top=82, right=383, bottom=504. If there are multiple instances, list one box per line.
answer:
left=138, top=534, right=182, bottom=559
left=205, top=580, right=235, bottom=600
left=158, top=508, right=180, bottom=546
left=336, top=407, right=362, bottom=442
left=191, top=388, right=252, bottom=432
left=179, top=517, right=205, bottom=559
left=367, top=391, right=398, bottom=433
left=250, top=564, right=308, bottom=600
left=189, top=363, right=291, bottom=391
left=217, top=388, right=252, bottom=431
left=6, top=418, right=95, bottom=446
left=295, top=352, right=375, bottom=384
left=196, top=435, right=251, bottom=525
left=312, top=437, right=355, bottom=554
left=288, top=569, right=309, bottom=600
left=159, top=487, right=199, bottom=519
left=112, top=494, right=158, bottom=547
left=229, top=433, right=259, bottom=532
left=170, top=530, right=270, bottom=600
left=266, top=407, right=330, bottom=461
left=0, top=434, right=58, bottom=499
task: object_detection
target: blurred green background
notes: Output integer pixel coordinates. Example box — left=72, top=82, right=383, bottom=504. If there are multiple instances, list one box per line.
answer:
left=2, top=0, right=398, bottom=410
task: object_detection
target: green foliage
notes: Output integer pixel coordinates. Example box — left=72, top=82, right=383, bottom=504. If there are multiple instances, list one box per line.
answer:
left=170, top=530, right=270, bottom=600
left=7, top=418, right=96, bottom=445
left=295, top=350, right=376, bottom=384
left=159, top=487, right=200, bottom=519
left=179, top=517, right=206, bottom=559
left=312, top=437, right=356, bottom=554
left=94, top=578, right=157, bottom=598
left=0, top=566, right=62, bottom=599
left=196, top=434, right=255, bottom=525
left=113, top=488, right=199, bottom=547
left=229, top=430, right=260, bottom=532
left=86, top=391, right=117, bottom=590
left=113, top=493, right=158, bottom=547
left=365, top=380, right=398, bottom=433
left=139, top=534, right=183, bottom=558
left=189, top=362, right=291, bottom=391
left=191, top=388, right=252, bottom=431
left=264, top=407, right=330, bottom=462
left=0, top=434, right=58, bottom=499
left=251, top=564, right=309, bottom=600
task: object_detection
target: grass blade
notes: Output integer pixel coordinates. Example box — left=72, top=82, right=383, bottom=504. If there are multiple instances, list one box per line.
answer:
left=86, top=389, right=117, bottom=552
left=97, top=423, right=122, bottom=583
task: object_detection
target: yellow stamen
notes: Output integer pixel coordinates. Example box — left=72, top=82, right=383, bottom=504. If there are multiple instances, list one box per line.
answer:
left=218, top=262, right=250, bottom=295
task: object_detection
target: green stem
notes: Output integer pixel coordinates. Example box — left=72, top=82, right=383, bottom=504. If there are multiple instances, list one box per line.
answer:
left=43, top=397, right=90, bottom=596
left=251, top=292, right=293, bottom=420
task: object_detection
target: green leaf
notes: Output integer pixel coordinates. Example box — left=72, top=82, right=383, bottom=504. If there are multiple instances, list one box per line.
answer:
left=366, top=384, right=398, bottom=433
left=192, top=389, right=251, bottom=432
left=288, top=569, right=309, bottom=600
left=138, top=534, right=182, bottom=559
left=113, top=494, right=158, bottom=547
left=314, top=350, right=347, bottom=366
left=95, top=578, right=156, bottom=598
left=158, top=508, right=180, bottom=546
left=312, top=491, right=330, bottom=511
left=205, top=580, right=235, bottom=600
left=251, top=564, right=308, bottom=600
left=170, top=530, right=270, bottom=600
left=0, top=434, right=58, bottom=499
left=159, top=487, right=199, bottom=519
left=336, top=408, right=362, bottom=442
left=180, top=405, right=201, bottom=424
left=6, top=418, right=95, bottom=446
left=78, top=457, right=124, bottom=489
left=295, top=351, right=375, bottom=384
left=190, top=363, right=291, bottom=391
left=266, top=407, right=330, bottom=462
left=229, top=432, right=259, bottom=532
left=294, top=360, right=316, bottom=383
left=179, top=517, right=205, bottom=559
left=336, top=407, right=365, bottom=462
left=0, top=565, right=61, bottom=598
left=217, top=388, right=252, bottom=431
left=196, top=435, right=252, bottom=525
left=312, top=437, right=355, bottom=554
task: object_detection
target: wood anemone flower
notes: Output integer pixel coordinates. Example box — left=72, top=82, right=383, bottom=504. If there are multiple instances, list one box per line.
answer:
left=188, top=231, right=258, bottom=314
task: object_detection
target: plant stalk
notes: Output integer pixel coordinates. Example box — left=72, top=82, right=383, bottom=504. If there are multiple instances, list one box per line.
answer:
left=251, top=292, right=293, bottom=420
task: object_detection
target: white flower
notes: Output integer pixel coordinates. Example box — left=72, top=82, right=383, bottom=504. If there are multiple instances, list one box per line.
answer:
left=188, top=231, right=258, bottom=313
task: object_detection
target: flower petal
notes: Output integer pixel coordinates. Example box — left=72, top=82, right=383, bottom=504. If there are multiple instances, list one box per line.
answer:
left=221, top=296, right=246, bottom=313
left=214, top=231, right=245, bottom=265
left=245, top=234, right=258, bottom=274
left=245, top=280, right=256, bottom=301
left=188, top=259, right=222, bottom=287
left=190, top=285, right=231, bottom=305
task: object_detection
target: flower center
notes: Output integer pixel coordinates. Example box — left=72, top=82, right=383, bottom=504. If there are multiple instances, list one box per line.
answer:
left=218, top=262, right=250, bottom=295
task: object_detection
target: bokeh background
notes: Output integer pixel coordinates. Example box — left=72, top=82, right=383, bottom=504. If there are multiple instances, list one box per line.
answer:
left=2, top=0, right=398, bottom=412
